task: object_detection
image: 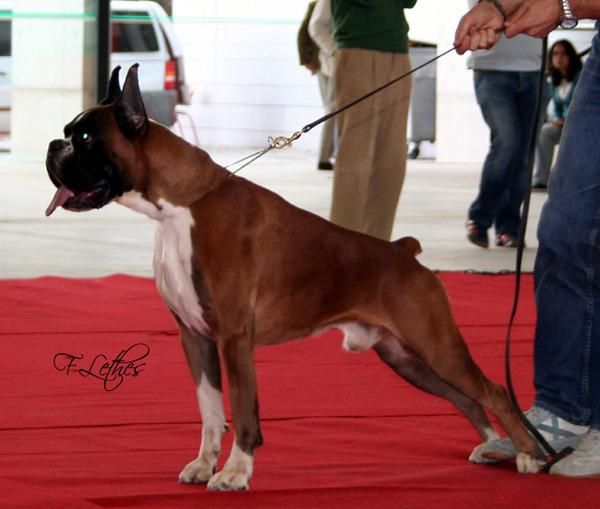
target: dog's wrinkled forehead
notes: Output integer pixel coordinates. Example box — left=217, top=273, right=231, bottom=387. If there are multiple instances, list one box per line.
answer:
left=63, top=111, right=87, bottom=136
left=63, top=110, right=100, bottom=141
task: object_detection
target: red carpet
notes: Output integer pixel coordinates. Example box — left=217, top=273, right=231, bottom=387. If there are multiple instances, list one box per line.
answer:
left=0, top=273, right=596, bottom=508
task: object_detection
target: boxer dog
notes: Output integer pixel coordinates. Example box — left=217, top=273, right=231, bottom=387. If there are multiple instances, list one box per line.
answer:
left=45, top=65, right=544, bottom=490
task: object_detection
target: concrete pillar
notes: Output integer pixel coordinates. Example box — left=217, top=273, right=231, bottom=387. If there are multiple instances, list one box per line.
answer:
left=11, top=0, right=97, bottom=160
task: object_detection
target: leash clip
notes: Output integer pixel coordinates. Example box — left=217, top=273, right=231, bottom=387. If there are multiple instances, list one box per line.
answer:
left=269, top=130, right=303, bottom=150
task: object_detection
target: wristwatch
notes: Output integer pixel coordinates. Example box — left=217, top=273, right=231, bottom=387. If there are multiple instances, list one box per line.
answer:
left=559, top=0, right=578, bottom=29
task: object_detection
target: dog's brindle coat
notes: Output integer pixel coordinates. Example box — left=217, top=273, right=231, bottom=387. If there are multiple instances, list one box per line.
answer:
left=46, top=65, right=544, bottom=490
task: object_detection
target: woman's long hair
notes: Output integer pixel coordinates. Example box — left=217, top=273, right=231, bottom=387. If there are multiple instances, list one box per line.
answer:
left=548, top=39, right=583, bottom=86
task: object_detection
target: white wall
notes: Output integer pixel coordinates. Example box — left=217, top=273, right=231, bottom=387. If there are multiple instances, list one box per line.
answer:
left=11, top=0, right=97, bottom=159
left=171, top=0, right=489, bottom=162
left=172, top=1, right=324, bottom=152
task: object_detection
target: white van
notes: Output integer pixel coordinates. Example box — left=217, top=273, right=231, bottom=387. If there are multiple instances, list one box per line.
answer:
left=0, top=0, right=190, bottom=133
left=111, top=1, right=190, bottom=125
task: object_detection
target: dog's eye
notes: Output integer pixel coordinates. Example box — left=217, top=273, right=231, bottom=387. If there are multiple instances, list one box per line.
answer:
left=79, top=132, right=94, bottom=144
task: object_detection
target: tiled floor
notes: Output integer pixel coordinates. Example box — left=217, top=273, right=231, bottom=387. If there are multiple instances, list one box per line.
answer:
left=0, top=147, right=547, bottom=278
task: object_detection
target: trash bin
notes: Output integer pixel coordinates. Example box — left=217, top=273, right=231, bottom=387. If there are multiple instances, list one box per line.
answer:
left=408, top=42, right=437, bottom=159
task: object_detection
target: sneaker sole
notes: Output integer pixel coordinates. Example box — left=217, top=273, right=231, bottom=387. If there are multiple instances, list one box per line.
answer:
left=550, top=469, right=600, bottom=479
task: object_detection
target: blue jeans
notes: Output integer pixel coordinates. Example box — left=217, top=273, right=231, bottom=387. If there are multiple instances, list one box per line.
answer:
left=533, top=121, right=562, bottom=187
left=534, top=26, right=600, bottom=429
left=469, top=70, right=541, bottom=236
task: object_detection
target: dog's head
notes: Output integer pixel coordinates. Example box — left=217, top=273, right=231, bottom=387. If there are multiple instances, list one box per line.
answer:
left=45, top=65, right=148, bottom=216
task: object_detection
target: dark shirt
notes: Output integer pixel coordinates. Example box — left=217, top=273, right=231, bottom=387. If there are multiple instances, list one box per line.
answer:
left=331, top=0, right=417, bottom=54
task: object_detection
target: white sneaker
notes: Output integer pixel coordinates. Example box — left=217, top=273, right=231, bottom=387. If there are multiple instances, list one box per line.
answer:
left=550, top=429, right=600, bottom=479
left=470, top=406, right=589, bottom=464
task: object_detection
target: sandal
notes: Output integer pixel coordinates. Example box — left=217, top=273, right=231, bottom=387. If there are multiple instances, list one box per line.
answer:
left=466, top=220, right=489, bottom=248
left=495, top=232, right=523, bottom=248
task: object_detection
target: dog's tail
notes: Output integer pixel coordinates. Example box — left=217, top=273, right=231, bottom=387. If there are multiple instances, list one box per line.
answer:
left=395, top=236, right=422, bottom=257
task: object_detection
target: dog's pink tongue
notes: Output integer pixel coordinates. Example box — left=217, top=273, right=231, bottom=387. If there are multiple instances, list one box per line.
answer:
left=45, top=186, right=75, bottom=216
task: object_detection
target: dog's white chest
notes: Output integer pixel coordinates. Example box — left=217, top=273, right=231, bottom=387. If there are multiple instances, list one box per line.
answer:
left=117, top=192, right=210, bottom=336
left=153, top=208, right=211, bottom=336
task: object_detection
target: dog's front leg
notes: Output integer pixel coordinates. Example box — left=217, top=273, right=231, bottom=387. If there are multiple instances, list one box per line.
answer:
left=207, top=336, right=262, bottom=491
left=177, top=324, right=227, bottom=484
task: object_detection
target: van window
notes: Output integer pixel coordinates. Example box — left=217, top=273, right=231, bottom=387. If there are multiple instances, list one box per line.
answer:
left=0, top=11, right=11, bottom=57
left=111, top=11, right=159, bottom=53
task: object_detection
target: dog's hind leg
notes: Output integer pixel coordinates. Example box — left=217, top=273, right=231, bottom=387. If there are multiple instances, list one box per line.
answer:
left=435, top=341, right=544, bottom=472
left=384, top=269, right=544, bottom=473
left=177, top=324, right=227, bottom=484
left=403, top=319, right=545, bottom=473
left=444, top=354, right=544, bottom=472
left=207, top=334, right=262, bottom=491
left=374, top=334, right=499, bottom=443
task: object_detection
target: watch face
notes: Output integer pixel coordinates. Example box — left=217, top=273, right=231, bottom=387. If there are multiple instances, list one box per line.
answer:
left=560, top=17, right=578, bottom=29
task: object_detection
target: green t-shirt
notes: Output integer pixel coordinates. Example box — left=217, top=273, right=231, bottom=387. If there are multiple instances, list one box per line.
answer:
left=331, top=0, right=417, bottom=54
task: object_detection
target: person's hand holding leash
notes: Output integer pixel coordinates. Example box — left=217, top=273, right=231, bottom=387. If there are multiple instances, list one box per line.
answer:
left=454, top=1, right=505, bottom=54
left=454, top=0, right=571, bottom=54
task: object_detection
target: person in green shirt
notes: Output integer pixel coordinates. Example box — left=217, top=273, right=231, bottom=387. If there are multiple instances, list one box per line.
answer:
left=329, top=0, right=417, bottom=241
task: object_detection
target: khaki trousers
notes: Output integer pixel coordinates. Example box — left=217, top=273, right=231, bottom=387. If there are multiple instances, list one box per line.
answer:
left=317, top=71, right=337, bottom=163
left=330, top=48, right=411, bottom=240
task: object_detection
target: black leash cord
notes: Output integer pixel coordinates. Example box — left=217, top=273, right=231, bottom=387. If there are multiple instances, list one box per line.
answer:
left=228, top=32, right=510, bottom=173
left=227, top=45, right=456, bottom=174
left=300, top=45, right=456, bottom=134
left=504, top=36, right=574, bottom=468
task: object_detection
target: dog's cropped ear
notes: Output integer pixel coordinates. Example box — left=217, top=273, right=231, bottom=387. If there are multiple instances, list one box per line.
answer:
left=99, top=66, right=122, bottom=105
left=114, top=64, right=148, bottom=138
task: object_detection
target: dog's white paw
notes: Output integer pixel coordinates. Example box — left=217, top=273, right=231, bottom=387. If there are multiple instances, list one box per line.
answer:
left=178, top=458, right=214, bottom=484
left=516, top=452, right=545, bottom=474
left=207, top=443, right=253, bottom=491
left=207, top=468, right=250, bottom=491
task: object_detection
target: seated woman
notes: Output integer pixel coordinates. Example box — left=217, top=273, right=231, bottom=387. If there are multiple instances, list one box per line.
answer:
left=532, top=39, right=582, bottom=190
